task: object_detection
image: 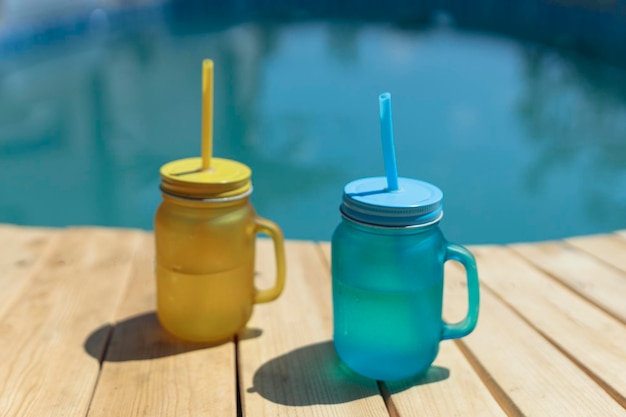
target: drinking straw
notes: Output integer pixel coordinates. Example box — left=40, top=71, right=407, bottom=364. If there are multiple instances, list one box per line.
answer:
left=379, top=92, right=399, bottom=191
left=201, top=59, right=214, bottom=170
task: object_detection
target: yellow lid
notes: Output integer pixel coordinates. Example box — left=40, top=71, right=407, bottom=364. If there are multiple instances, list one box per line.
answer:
left=160, top=157, right=251, bottom=199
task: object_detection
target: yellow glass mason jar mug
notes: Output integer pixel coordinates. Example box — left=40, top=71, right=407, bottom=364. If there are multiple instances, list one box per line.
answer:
left=155, top=157, right=286, bottom=343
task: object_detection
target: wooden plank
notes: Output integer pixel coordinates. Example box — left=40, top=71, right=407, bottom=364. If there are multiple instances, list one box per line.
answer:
left=0, top=227, right=143, bottom=417
left=566, top=233, right=626, bottom=273
left=511, top=240, right=626, bottom=323
left=239, top=240, right=389, bottom=417
left=470, top=245, right=626, bottom=410
left=383, top=342, right=508, bottom=417
left=444, top=249, right=625, bottom=416
left=87, top=232, right=238, bottom=417
left=318, top=242, right=507, bottom=417
left=0, top=225, right=59, bottom=319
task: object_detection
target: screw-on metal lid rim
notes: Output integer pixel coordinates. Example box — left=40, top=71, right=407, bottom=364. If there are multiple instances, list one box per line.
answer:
left=340, top=206, right=444, bottom=229
left=161, top=186, right=253, bottom=203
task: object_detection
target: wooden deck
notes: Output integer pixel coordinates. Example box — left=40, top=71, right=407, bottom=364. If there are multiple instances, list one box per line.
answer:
left=1, top=224, right=626, bottom=416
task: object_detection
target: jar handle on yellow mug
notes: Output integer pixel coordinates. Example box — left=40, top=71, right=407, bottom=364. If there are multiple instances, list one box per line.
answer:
left=253, top=217, right=286, bottom=303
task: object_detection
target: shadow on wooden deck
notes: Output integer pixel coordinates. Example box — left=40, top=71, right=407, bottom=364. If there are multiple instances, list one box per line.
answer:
left=84, top=312, right=263, bottom=362
left=246, top=340, right=449, bottom=406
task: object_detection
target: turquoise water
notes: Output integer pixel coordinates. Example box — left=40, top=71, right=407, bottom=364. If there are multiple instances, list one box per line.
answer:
left=1, top=16, right=626, bottom=243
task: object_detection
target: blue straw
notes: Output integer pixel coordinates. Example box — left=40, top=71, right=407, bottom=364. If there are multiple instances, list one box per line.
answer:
left=379, top=92, right=399, bottom=191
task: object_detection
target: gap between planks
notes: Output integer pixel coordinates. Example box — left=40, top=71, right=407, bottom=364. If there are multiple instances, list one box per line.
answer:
left=0, top=226, right=145, bottom=417
left=471, top=245, right=626, bottom=411
left=510, top=238, right=626, bottom=325
left=475, top=277, right=626, bottom=411
left=87, top=232, right=238, bottom=417
left=566, top=231, right=626, bottom=274
left=239, top=239, right=390, bottom=417
left=446, top=254, right=624, bottom=416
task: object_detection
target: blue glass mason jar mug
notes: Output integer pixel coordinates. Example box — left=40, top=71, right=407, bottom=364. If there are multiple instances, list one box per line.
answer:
left=331, top=176, right=480, bottom=381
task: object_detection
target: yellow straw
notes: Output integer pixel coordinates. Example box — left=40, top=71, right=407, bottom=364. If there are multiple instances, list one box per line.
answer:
left=201, top=59, right=214, bottom=170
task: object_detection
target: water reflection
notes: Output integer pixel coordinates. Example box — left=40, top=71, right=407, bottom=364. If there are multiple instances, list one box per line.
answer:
left=518, top=46, right=626, bottom=229
left=1, top=11, right=626, bottom=242
left=0, top=21, right=344, bottom=235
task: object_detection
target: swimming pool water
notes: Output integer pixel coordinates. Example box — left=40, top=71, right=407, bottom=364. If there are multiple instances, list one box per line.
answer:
left=1, top=17, right=625, bottom=243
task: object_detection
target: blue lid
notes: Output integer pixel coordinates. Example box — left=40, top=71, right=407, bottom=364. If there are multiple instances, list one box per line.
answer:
left=341, top=177, right=443, bottom=227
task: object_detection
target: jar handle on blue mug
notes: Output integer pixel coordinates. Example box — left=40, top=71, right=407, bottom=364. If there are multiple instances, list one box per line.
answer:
left=441, top=242, right=480, bottom=340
